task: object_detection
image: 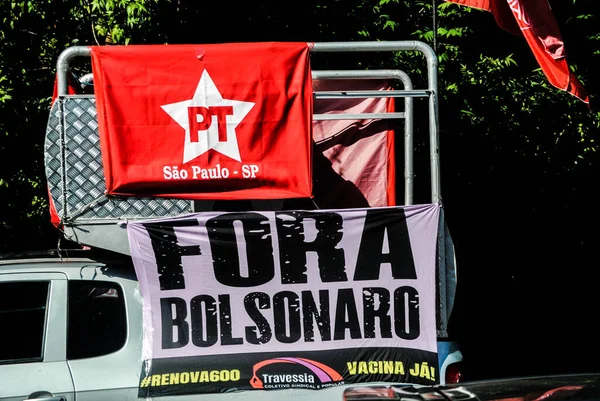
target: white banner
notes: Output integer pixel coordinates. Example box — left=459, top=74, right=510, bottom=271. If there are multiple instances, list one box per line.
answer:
left=128, top=204, right=440, bottom=395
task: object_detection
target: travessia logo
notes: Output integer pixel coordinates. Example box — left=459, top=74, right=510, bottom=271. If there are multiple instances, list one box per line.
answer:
left=250, top=357, right=344, bottom=390
left=161, top=70, right=255, bottom=163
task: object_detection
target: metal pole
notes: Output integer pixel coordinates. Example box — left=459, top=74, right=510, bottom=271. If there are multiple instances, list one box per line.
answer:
left=56, top=46, right=91, bottom=95
left=433, top=0, right=438, bottom=53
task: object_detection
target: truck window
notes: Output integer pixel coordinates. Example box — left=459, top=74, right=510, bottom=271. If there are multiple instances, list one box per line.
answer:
left=0, top=281, right=49, bottom=364
left=67, top=281, right=126, bottom=359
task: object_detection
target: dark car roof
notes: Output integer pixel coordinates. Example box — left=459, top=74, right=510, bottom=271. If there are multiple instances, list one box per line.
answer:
left=448, top=373, right=600, bottom=401
left=0, top=247, right=128, bottom=261
left=343, top=373, right=600, bottom=401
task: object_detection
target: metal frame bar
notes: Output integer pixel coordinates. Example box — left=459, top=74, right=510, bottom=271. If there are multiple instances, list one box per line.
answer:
left=314, top=90, right=430, bottom=99
left=56, top=40, right=441, bottom=204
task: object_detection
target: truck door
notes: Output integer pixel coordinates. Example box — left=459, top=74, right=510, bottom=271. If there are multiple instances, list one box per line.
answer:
left=65, top=277, right=141, bottom=401
left=0, top=273, right=75, bottom=401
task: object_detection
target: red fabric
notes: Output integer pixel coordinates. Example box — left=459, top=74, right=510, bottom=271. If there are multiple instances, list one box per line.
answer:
left=386, top=95, right=396, bottom=206
left=445, top=0, right=589, bottom=104
left=90, top=43, right=313, bottom=200
left=312, top=79, right=396, bottom=208
left=47, top=186, right=61, bottom=228
left=508, top=0, right=588, bottom=103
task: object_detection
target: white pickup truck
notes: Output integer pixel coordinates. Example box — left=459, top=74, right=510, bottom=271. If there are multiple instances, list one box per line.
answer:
left=0, top=249, right=463, bottom=401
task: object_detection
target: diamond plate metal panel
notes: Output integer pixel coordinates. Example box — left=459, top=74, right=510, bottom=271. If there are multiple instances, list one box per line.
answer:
left=45, top=101, right=65, bottom=218
left=44, top=96, right=192, bottom=221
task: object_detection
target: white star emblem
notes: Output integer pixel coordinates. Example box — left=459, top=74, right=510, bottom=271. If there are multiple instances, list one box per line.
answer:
left=161, top=70, right=255, bottom=163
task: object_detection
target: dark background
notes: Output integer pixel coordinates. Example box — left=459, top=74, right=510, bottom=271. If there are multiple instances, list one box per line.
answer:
left=1, top=0, right=598, bottom=383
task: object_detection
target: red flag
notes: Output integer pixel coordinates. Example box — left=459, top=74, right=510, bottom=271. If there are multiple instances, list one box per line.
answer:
left=90, top=42, right=313, bottom=200
left=47, top=186, right=61, bottom=228
left=445, top=0, right=589, bottom=104
left=312, top=79, right=396, bottom=208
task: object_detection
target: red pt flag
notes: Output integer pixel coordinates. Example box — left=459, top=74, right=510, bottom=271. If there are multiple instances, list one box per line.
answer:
left=444, top=0, right=588, bottom=104
left=90, top=42, right=314, bottom=200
